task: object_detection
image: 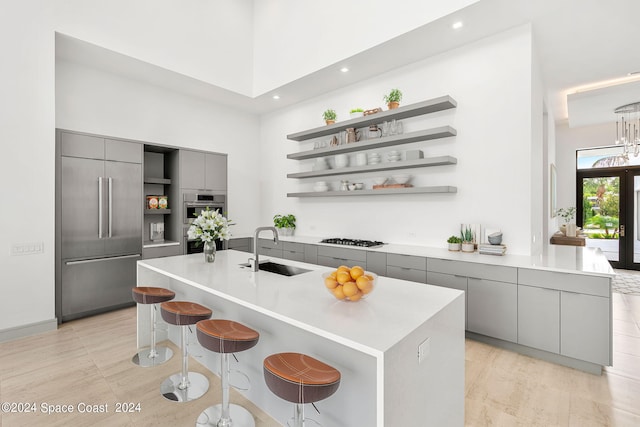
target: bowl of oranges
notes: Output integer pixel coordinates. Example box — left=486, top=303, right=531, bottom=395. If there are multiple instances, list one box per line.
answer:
left=323, top=265, right=376, bottom=302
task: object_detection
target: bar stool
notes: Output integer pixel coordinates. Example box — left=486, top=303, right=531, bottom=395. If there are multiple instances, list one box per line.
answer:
left=263, top=353, right=341, bottom=427
left=131, top=287, right=176, bottom=367
left=196, top=319, right=260, bottom=427
left=160, top=301, right=213, bottom=402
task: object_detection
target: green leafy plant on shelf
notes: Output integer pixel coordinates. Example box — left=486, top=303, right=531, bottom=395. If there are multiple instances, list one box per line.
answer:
left=322, top=109, right=337, bottom=122
left=349, top=108, right=364, bottom=113
left=383, top=89, right=403, bottom=109
left=461, top=226, right=474, bottom=243
left=447, top=235, right=462, bottom=244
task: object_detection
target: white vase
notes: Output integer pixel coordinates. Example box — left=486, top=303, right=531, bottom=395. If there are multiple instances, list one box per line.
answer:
left=566, top=223, right=577, bottom=237
left=448, top=243, right=461, bottom=251
left=461, top=242, right=475, bottom=253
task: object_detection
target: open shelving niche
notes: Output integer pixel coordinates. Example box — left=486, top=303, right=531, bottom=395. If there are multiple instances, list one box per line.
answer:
left=285, top=96, right=458, bottom=197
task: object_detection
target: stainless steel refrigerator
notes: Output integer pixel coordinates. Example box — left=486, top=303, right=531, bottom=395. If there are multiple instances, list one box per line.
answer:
left=56, top=130, right=142, bottom=322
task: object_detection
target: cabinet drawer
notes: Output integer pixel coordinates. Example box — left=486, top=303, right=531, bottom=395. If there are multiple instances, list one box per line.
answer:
left=386, top=265, right=427, bottom=283
left=259, top=247, right=283, bottom=258
left=427, top=258, right=516, bottom=283
left=282, top=241, right=304, bottom=253
left=317, top=255, right=363, bottom=269
left=258, top=238, right=280, bottom=250
left=387, top=253, right=426, bottom=270
left=282, top=250, right=305, bottom=262
left=518, top=268, right=610, bottom=297
left=317, top=246, right=366, bottom=263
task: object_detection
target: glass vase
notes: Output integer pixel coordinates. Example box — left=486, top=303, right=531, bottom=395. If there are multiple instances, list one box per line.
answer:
left=204, top=241, right=216, bottom=263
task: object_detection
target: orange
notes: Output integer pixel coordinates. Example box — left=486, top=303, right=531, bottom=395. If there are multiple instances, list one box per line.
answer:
left=348, top=290, right=363, bottom=301
left=328, top=271, right=337, bottom=280
left=364, top=274, right=375, bottom=281
left=336, top=271, right=351, bottom=285
left=333, top=285, right=346, bottom=300
left=342, top=281, right=358, bottom=297
left=349, top=266, right=365, bottom=280
left=325, top=277, right=338, bottom=289
left=337, top=265, right=350, bottom=274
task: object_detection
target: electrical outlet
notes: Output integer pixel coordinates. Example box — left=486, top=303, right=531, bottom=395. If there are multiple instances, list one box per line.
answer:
left=418, top=337, right=430, bottom=363
left=11, top=242, right=44, bottom=256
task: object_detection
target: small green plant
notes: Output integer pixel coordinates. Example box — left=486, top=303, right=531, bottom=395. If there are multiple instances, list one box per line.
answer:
left=273, top=214, right=296, bottom=229
left=447, top=235, right=462, bottom=244
left=349, top=108, right=364, bottom=113
left=322, top=109, right=337, bottom=121
left=461, top=226, right=474, bottom=243
left=556, top=206, right=576, bottom=223
left=383, top=88, right=403, bottom=104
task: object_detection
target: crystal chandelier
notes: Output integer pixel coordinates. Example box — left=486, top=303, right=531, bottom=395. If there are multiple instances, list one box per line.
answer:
left=615, top=102, right=640, bottom=157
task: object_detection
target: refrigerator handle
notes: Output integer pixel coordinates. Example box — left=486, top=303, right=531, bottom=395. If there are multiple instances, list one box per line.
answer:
left=98, top=177, right=103, bottom=239
left=108, top=177, right=113, bottom=238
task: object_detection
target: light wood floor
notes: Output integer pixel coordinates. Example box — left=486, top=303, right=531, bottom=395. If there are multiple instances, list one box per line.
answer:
left=1, top=293, right=639, bottom=427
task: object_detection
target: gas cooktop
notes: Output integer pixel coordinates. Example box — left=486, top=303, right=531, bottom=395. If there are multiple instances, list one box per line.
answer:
left=319, top=238, right=385, bottom=248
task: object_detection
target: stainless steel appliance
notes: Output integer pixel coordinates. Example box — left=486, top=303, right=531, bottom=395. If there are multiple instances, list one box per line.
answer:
left=55, top=131, right=142, bottom=323
left=183, top=192, right=227, bottom=254
left=319, top=238, right=385, bottom=248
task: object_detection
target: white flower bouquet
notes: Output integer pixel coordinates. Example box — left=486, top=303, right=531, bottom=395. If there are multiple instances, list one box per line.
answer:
left=187, top=207, right=232, bottom=244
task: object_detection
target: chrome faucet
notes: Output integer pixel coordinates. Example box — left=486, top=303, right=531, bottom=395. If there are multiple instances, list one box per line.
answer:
left=250, top=226, right=279, bottom=271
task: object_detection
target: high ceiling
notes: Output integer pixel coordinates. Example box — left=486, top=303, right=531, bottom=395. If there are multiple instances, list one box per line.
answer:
left=56, top=0, right=640, bottom=126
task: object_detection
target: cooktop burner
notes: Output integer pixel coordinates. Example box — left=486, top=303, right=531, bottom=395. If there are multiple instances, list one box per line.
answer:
left=319, top=238, right=385, bottom=248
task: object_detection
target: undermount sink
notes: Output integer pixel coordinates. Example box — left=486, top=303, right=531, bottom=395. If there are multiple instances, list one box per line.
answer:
left=239, top=261, right=312, bottom=277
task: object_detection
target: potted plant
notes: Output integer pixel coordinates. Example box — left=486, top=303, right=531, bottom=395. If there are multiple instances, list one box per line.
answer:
left=556, top=206, right=577, bottom=236
left=350, top=108, right=364, bottom=119
left=273, top=214, right=296, bottom=236
left=322, top=109, right=337, bottom=125
left=447, top=235, right=462, bottom=251
left=383, top=89, right=403, bottom=110
left=461, top=226, right=475, bottom=253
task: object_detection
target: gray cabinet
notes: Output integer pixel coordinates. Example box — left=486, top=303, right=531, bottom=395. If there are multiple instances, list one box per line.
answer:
left=317, top=246, right=366, bottom=268
left=228, top=237, right=251, bottom=253
left=282, top=242, right=305, bottom=262
left=366, top=251, right=387, bottom=276
left=386, top=253, right=427, bottom=283
left=561, top=292, right=610, bottom=365
left=304, top=244, right=318, bottom=264
left=517, top=285, right=560, bottom=353
left=467, top=278, right=517, bottom=343
left=60, top=131, right=142, bottom=163
left=180, top=149, right=227, bottom=192
left=427, top=271, right=468, bottom=329
left=257, top=238, right=283, bottom=258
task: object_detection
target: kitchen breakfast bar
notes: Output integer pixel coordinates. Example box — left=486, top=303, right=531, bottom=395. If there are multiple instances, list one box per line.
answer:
left=136, top=250, right=466, bottom=427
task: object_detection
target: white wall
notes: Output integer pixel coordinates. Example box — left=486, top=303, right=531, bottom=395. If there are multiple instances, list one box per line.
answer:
left=54, top=0, right=255, bottom=96
left=252, top=0, right=479, bottom=95
left=55, top=59, right=262, bottom=236
left=258, top=25, right=535, bottom=254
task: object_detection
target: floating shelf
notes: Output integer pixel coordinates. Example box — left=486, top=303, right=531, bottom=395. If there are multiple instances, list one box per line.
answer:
left=144, top=209, right=172, bottom=214
left=287, top=156, right=457, bottom=179
left=144, top=177, right=172, bottom=185
left=286, top=96, right=457, bottom=141
left=287, top=127, right=456, bottom=161
left=287, top=186, right=457, bottom=197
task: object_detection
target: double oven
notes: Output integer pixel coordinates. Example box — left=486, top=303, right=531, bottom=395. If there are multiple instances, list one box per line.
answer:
left=183, top=192, right=227, bottom=254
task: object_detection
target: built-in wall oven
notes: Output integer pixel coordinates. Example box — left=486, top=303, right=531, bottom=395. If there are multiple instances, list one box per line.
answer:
left=183, top=192, right=227, bottom=254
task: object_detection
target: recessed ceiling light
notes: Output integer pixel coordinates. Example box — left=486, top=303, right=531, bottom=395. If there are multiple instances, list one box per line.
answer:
left=272, top=95, right=280, bottom=100
left=452, top=21, right=463, bottom=30
left=340, top=67, right=349, bottom=73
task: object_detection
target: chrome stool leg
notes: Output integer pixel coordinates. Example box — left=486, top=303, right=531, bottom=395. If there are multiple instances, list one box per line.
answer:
left=161, top=325, right=208, bottom=402
left=132, top=303, right=173, bottom=367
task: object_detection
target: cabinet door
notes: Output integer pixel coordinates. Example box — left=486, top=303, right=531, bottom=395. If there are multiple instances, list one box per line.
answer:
left=561, top=292, right=610, bottom=365
left=427, top=271, right=467, bottom=329
left=180, top=150, right=205, bottom=190
left=468, top=278, right=517, bottom=342
left=518, top=285, right=560, bottom=354
left=105, top=139, right=142, bottom=163
left=205, top=153, right=227, bottom=191
left=228, top=237, right=251, bottom=253
left=386, top=266, right=427, bottom=283
left=366, top=251, right=387, bottom=276
left=304, top=244, right=318, bottom=264
left=60, top=132, right=104, bottom=160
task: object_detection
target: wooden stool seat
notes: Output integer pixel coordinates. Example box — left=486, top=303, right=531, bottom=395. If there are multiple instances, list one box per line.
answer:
left=263, top=352, right=341, bottom=404
left=160, top=301, right=212, bottom=326
left=196, top=319, right=260, bottom=354
left=132, top=287, right=175, bottom=304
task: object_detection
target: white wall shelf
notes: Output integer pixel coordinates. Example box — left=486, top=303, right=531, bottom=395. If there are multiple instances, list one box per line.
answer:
left=287, top=156, right=457, bottom=179
left=287, top=186, right=457, bottom=198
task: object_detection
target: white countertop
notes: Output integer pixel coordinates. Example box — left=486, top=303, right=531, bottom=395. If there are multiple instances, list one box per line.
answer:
left=138, top=250, right=464, bottom=356
left=235, top=234, right=614, bottom=277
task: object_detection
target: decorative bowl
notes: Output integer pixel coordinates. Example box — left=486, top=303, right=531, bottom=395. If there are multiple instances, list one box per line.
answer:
left=372, top=177, right=387, bottom=185
left=488, top=232, right=503, bottom=245
left=323, top=269, right=377, bottom=302
left=392, top=174, right=411, bottom=184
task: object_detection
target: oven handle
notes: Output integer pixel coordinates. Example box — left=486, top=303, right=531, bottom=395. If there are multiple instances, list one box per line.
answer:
left=186, top=202, right=225, bottom=207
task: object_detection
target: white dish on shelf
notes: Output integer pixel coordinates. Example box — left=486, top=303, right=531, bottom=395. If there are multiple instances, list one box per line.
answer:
left=372, top=177, right=387, bottom=185
left=392, top=174, right=411, bottom=184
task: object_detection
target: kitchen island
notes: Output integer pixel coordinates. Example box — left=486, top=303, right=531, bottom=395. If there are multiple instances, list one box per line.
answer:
left=137, top=250, right=465, bottom=427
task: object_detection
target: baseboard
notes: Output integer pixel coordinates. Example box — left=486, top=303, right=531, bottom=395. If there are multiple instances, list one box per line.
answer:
left=0, top=318, right=58, bottom=343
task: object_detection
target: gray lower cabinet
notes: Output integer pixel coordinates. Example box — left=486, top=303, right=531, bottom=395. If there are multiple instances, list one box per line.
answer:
left=257, top=238, right=283, bottom=258
left=142, top=244, right=182, bottom=259
left=282, top=242, right=305, bottom=262
left=385, top=253, right=427, bottom=283
left=561, top=291, right=610, bottom=365
left=317, top=246, right=366, bottom=269
left=467, top=278, right=517, bottom=343
left=366, top=251, right=387, bottom=276
left=517, top=285, right=560, bottom=353
left=427, top=271, right=468, bottom=329
left=228, top=237, right=251, bottom=253
left=304, top=244, right=318, bottom=264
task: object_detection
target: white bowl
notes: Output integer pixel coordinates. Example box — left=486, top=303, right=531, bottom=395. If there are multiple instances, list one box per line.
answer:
left=372, top=177, right=387, bottom=185
left=354, top=182, right=364, bottom=190
left=392, top=174, right=411, bottom=184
